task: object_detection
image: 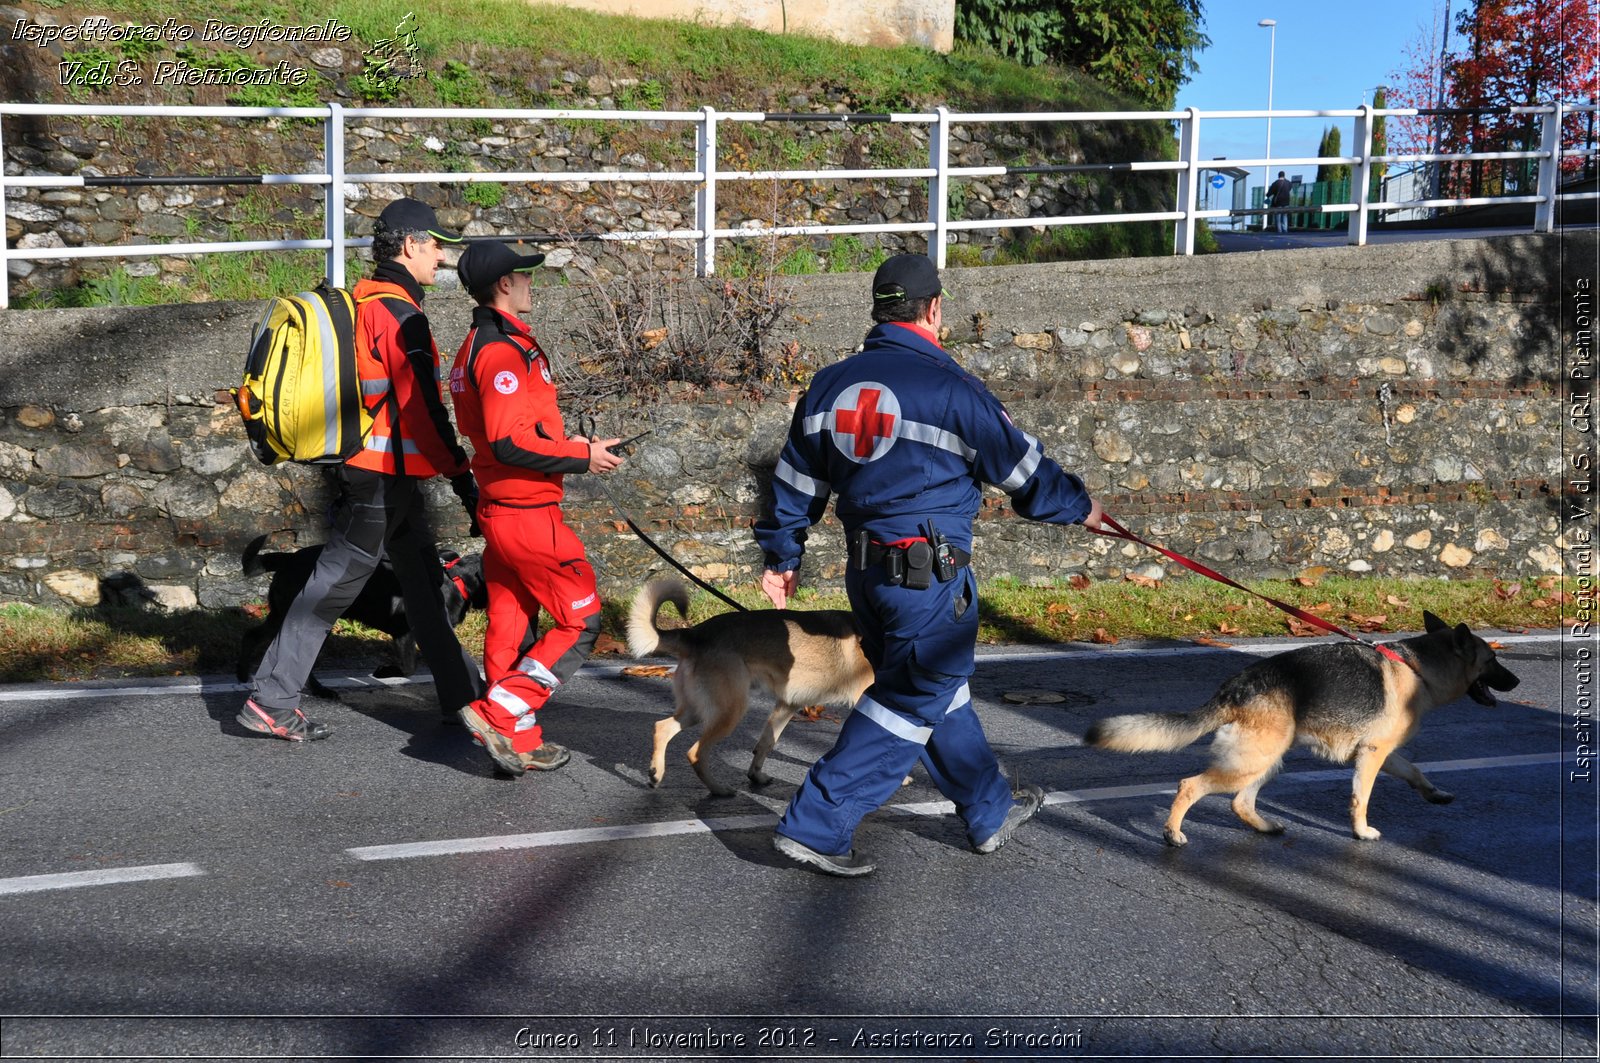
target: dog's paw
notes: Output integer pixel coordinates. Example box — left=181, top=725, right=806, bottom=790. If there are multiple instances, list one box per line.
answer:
left=371, top=665, right=405, bottom=679
left=1424, top=788, right=1454, bottom=805
left=1256, top=819, right=1286, bottom=836
left=647, top=769, right=663, bottom=789
left=1163, top=828, right=1188, bottom=847
left=707, top=784, right=737, bottom=799
left=747, top=769, right=773, bottom=788
left=1353, top=824, right=1382, bottom=841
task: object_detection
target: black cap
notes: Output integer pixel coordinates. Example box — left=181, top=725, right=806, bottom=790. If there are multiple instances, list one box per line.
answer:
left=872, top=253, right=942, bottom=302
left=376, top=198, right=461, bottom=243
left=456, top=240, right=546, bottom=292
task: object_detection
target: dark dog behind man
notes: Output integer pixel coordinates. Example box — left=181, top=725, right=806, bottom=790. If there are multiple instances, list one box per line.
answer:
left=237, top=534, right=487, bottom=698
left=1085, top=612, right=1520, bottom=846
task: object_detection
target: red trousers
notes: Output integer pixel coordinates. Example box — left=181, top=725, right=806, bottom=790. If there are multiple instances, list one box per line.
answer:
left=471, top=502, right=602, bottom=753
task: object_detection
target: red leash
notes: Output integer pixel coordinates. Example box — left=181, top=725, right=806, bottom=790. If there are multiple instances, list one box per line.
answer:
left=1091, top=514, right=1411, bottom=669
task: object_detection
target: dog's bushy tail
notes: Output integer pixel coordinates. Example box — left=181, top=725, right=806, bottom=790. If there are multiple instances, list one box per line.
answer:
left=1085, top=699, right=1230, bottom=753
left=627, top=578, right=691, bottom=658
left=241, top=534, right=271, bottom=577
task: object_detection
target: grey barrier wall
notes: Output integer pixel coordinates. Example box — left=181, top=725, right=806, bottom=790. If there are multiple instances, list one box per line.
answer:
left=0, top=231, right=1580, bottom=609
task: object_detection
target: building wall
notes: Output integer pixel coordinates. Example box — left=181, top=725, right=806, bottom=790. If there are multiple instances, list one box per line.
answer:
left=523, top=0, right=955, bottom=52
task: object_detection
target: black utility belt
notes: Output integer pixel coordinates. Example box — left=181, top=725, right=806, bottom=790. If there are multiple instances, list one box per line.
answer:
left=850, top=529, right=970, bottom=590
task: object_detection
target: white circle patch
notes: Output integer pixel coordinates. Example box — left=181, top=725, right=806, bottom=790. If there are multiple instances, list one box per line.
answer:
left=828, top=381, right=902, bottom=463
left=493, top=370, right=519, bottom=395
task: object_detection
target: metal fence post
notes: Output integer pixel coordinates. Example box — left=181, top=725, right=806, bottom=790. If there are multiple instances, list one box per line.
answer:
left=929, top=105, right=950, bottom=267
left=1534, top=102, right=1563, bottom=233
left=1348, top=104, right=1375, bottom=246
left=1174, top=108, right=1201, bottom=256
left=326, top=102, right=346, bottom=287
left=696, top=105, right=717, bottom=277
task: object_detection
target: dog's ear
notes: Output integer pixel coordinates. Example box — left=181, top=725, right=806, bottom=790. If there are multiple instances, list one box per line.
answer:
left=1422, top=610, right=1447, bottom=633
left=1453, top=622, right=1477, bottom=654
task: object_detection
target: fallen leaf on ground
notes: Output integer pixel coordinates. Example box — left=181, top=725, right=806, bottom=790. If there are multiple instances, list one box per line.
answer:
left=1286, top=616, right=1321, bottom=637
left=1125, top=574, right=1160, bottom=589
left=1385, top=594, right=1410, bottom=607
left=1348, top=613, right=1387, bottom=632
left=1046, top=601, right=1077, bottom=616
left=594, top=633, right=628, bottom=655
left=1192, top=636, right=1233, bottom=648
left=640, top=326, right=669, bottom=350
left=621, top=664, right=674, bottom=678
left=1494, top=582, right=1522, bottom=600
left=1068, top=574, right=1092, bottom=591
left=1090, top=628, right=1118, bottom=645
left=1224, top=604, right=1248, bottom=613
left=799, top=705, right=839, bottom=722
left=1217, top=622, right=1242, bottom=636
left=1488, top=641, right=1506, bottom=650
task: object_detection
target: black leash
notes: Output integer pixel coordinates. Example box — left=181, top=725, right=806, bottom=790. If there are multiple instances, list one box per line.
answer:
left=577, top=415, right=749, bottom=613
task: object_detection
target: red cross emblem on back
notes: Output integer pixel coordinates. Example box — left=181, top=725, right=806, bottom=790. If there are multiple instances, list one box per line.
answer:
left=829, top=382, right=902, bottom=462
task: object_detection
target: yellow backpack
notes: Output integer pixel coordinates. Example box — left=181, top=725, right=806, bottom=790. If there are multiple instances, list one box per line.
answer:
left=233, top=283, right=399, bottom=465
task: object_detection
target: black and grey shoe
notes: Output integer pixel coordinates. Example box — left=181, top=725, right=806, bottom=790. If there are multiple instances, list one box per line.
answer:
left=237, top=699, right=331, bottom=742
left=773, top=834, right=876, bottom=877
left=974, top=783, right=1045, bottom=854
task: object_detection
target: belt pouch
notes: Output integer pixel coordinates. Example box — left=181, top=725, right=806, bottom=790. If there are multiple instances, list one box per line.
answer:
left=903, top=541, right=933, bottom=590
left=850, top=528, right=871, bottom=571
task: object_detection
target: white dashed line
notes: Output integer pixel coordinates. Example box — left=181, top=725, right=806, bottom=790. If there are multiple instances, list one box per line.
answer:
left=0, top=862, right=205, bottom=896
left=348, top=752, right=1570, bottom=863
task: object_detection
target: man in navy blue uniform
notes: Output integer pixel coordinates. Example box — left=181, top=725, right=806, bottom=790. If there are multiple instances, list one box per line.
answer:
left=755, top=253, right=1103, bottom=876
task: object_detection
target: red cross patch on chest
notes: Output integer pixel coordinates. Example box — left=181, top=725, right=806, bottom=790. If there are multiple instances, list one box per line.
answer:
left=829, top=382, right=902, bottom=462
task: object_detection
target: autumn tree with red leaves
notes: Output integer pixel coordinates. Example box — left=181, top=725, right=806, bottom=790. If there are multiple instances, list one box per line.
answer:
left=1387, top=0, right=1597, bottom=198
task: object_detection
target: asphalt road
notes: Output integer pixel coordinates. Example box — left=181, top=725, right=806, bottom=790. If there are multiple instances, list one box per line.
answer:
left=0, top=629, right=1593, bottom=1062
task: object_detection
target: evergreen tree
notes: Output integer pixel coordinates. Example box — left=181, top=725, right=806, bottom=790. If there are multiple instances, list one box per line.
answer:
left=1315, top=126, right=1349, bottom=186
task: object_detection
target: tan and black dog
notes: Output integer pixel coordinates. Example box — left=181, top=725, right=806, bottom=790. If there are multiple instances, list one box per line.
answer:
left=1085, top=612, right=1520, bottom=845
left=628, top=578, right=875, bottom=797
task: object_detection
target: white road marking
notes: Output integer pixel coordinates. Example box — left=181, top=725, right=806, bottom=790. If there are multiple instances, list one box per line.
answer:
left=0, top=632, right=1566, bottom=704
left=0, top=862, right=204, bottom=896
left=348, top=752, right=1571, bottom=863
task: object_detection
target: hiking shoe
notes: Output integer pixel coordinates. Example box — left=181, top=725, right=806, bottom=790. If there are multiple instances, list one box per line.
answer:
left=773, top=834, right=876, bottom=877
left=518, top=742, right=571, bottom=772
left=974, top=783, right=1046, bottom=854
left=237, top=699, right=331, bottom=742
left=458, top=704, right=525, bottom=777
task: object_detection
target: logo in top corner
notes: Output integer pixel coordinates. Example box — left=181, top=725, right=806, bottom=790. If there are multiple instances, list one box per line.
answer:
left=829, top=382, right=901, bottom=463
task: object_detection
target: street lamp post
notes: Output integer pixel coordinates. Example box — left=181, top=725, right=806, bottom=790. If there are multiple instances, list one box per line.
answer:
left=1259, top=18, right=1277, bottom=231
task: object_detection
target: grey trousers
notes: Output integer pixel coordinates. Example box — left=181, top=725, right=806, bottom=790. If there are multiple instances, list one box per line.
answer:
left=249, top=466, right=486, bottom=714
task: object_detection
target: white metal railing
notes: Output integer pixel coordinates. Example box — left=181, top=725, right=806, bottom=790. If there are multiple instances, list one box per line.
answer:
left=0, top=100, right=1595, bottom=308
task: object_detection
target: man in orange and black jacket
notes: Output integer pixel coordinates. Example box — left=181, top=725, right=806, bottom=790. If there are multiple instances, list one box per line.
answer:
left=238, top=198, right=486, bottom=742
left=448, top=239, right=625, bottom=776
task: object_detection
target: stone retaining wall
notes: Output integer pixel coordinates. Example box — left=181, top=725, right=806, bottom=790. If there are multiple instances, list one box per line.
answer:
left=0, top=232, right=1577, bottom=608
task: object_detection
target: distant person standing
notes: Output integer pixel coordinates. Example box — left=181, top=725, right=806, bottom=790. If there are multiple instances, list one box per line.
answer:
left=1268, top=171, right=1294, bottom=233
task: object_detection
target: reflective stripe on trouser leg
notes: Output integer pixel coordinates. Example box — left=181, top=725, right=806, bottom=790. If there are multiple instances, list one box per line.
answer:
left=776, top=693, right=929, bottom=857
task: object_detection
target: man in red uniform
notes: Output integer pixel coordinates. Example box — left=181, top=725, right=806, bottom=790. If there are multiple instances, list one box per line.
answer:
left=239, top=197, right=484, bottom=741
left=449, top=240, right=625, bottom=776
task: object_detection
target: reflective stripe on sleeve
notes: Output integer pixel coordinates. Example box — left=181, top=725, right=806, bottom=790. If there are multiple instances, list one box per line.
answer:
left=489, top=685, right=533, bottom=718
left=943, top=682, right=973, bottom=716
left=774, top=457, right=830, bottom=499
left=855, top=695, right=933, bottom=746
left=999, top=435, right=1043, bottom=493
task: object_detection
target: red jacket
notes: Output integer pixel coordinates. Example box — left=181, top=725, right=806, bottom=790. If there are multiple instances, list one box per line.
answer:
left=346, top=264, right=470, bottom=479
left=450, top=305, right=589, bottom=507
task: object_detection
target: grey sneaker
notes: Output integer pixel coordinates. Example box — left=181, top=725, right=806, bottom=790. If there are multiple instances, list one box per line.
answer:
left=458, top=704, right=525, bottom=777
left=237, top=699, right=331, bottom=742
left=974, top=783, right=1045, bottom=854
left=518, top=742, right=571, bottom=772
left=773, top=834, right=876, bottom=877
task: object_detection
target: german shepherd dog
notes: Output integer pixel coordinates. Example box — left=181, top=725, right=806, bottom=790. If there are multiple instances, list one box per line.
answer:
left=237, top=534, right=488, bottom=698
left=1085, top=612, right=1520, bottom=845
left=628, top=578, right=875, bottom=797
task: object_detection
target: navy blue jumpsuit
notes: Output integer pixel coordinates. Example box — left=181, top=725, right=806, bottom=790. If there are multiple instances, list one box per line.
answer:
left=755, top=321, right=1094, bottom=855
